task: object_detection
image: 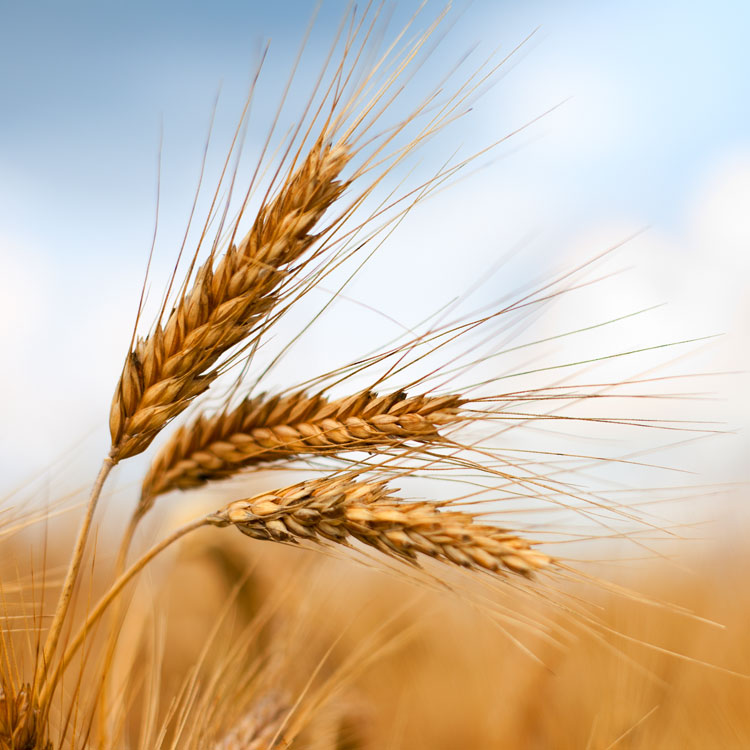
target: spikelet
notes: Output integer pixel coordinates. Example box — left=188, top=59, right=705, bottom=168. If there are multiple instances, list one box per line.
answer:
left=212, top=694, right=289, bottom=750
left=208, top=477, right=551, bottom=577
left=0, top=682, right=50, bottom=750
left=109, top=140, right=351, bottom=461
left=139, top=389, right=463, bottom=511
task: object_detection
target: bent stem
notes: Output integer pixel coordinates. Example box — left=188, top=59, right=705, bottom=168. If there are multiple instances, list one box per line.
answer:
left=37, top=456, right=114, bottom=690
left=38, top=515, right=210, bottom=712
left=96, top=511, right=141, bottom=745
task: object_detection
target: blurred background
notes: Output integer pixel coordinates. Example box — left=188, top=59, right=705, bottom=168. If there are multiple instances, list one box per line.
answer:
left=1, top=0, right=747, bottom=514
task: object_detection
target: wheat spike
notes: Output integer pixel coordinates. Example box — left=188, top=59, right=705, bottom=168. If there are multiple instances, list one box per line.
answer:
left=212, top=694, right=289, bottom=750
left=139, top=389, right=464, bottom=510
left=208, top=477, right=551, bottom=577
left=109, top=139, right=351, bottom=461
left=0, top=682, right=50, bottom=750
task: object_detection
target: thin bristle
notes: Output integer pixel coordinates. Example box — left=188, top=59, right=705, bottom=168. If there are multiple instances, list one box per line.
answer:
left=208, top=477, right=551, bottom=577
left=109, top=140, right=351, bottom=462
left=139, top=389, right=464, bottom=510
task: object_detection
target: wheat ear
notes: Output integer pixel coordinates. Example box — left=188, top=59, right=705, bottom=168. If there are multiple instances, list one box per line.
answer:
left=212, top=694, right=289, bottom=750
left=109, top=139, right=351, bottom=462
left=139, top=389, right=464, bottom=511
left=207, top=477, right=551, bottom=577
left=0, top=682, right=50, bottom=750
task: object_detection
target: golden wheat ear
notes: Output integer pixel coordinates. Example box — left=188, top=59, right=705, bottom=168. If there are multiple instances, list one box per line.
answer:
left=207, top=476, right=551, bottom=578
left=0, top=682, right=50, bottom=750
left=138, top=388, right=464, bottom=511
left=109, top=139, right=351, bottom=462
left=211, top=694, right=290, bottom=750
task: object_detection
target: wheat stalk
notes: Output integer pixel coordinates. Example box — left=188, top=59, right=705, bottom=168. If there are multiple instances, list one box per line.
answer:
left=207, top=476, right=551, bottom=577
left=139, top=389, right=464, bottom=511
left=109, top=138, right=351, bottom=462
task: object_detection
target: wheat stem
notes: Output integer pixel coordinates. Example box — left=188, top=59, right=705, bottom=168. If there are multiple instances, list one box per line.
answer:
left=37, top=515, right=209, bottom=712
left=37, top=456, right=114, bottom=693
left=96, top=512, right=142, bottom=744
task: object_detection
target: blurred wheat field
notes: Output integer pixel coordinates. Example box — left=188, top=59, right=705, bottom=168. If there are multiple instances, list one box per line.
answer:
left=2, top=3, right=748, bottom=749
left=3, top=514, right=749, bottom=748
left=142, top=535, right=750, bottom=749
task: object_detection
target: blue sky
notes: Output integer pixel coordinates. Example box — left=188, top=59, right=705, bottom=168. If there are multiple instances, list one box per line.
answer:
left=2, top=0, right=748, bottom=232
left=1, top=0, right=748, bottom=494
